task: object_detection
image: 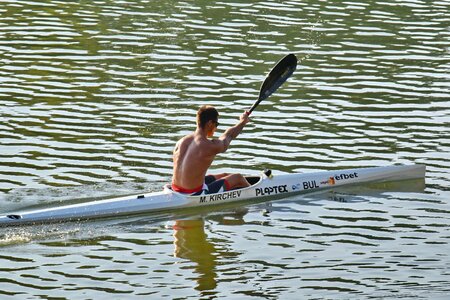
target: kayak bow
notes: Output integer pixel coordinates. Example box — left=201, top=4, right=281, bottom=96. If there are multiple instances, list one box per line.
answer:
left=0, top=164, right=425, bottom=226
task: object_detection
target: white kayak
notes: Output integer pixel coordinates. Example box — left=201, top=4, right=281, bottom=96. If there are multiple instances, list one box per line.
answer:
left=0, top=164, right=425, bottom=226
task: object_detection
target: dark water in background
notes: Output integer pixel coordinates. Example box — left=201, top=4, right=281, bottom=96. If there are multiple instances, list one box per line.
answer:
left=0, top=0, right=449, bottom=298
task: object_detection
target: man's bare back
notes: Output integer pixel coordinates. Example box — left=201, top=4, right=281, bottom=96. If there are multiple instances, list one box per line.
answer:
left=172, top=106, right=250, bottom=193
left=172, top=134, right=218, bottom=190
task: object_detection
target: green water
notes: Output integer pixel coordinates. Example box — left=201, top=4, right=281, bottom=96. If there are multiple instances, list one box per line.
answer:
left=0, top=0, right=449, bottom=299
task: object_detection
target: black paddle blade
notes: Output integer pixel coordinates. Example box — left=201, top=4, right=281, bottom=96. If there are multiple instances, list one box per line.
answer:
left=248, top=53, right=297, bottom=114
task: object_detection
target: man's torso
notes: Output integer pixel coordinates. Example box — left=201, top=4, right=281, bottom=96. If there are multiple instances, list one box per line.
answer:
left=172, top=133, right=217, bottom=190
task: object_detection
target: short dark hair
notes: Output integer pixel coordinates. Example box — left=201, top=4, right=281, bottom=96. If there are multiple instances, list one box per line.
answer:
left=197, top=105, right=218, bottom=129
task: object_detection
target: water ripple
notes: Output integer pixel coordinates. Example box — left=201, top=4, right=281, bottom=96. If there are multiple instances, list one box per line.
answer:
left=0, top=0, right=449, bottom=298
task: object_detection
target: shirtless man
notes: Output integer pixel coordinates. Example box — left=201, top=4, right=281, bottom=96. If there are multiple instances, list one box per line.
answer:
left=172, top=105, right=251, bottom=195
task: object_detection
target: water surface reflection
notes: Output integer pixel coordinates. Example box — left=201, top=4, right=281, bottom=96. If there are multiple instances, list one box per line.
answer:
left=0, top=0, right=449, bottom=298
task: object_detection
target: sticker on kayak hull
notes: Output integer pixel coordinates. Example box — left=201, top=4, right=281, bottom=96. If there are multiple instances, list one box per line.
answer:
left=199, top=190, right=242, bottom=203
left=255, top=185, right=288, bottom=196
left=334, top=172, right=358, bottom=180
left=302, top=180, right=319, bottom=190
left=320, top=177, right=336, bottom=185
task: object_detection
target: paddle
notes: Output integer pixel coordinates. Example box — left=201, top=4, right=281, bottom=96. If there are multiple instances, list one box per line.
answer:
left=247, top=53, right=298, bottom=115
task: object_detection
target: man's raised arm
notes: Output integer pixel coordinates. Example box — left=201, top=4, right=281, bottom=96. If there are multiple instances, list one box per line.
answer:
left=216, top=112, right=250, bottom=152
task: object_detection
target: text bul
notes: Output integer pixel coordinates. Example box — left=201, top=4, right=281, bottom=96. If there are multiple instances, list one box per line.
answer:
left=303, top=181, right=319, bottom=190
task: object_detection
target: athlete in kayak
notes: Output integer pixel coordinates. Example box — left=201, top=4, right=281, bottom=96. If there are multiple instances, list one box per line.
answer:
left=172, top=105, right=251, bottom=195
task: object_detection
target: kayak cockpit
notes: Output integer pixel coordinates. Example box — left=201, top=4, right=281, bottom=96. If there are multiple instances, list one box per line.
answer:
left=163, top=175, right=263, bottom=194
left=245, top=176, right=261, bottom=186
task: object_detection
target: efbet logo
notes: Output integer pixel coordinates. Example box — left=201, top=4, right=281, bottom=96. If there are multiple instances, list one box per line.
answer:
left=328, top=177, right=335, bottom=185
left=321, top=176, right=336, bottom=185
left=320, top=173, right=358, bottom=185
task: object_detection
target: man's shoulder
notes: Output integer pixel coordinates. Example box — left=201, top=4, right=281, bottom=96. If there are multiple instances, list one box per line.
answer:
left=202, top=137, right=226, bottom=153
left=193, top=135, right=220, bottom=145
left=188, top=133, right=225, bottom=154
left=174, top=134, right=194, bottom=151
left=178, top=133, right=195, bottom=143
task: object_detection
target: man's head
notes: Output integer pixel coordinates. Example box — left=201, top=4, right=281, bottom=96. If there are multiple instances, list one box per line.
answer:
left=197, top=105, right=219, bottom=137
left=197, top=105, right=219, bottom=128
